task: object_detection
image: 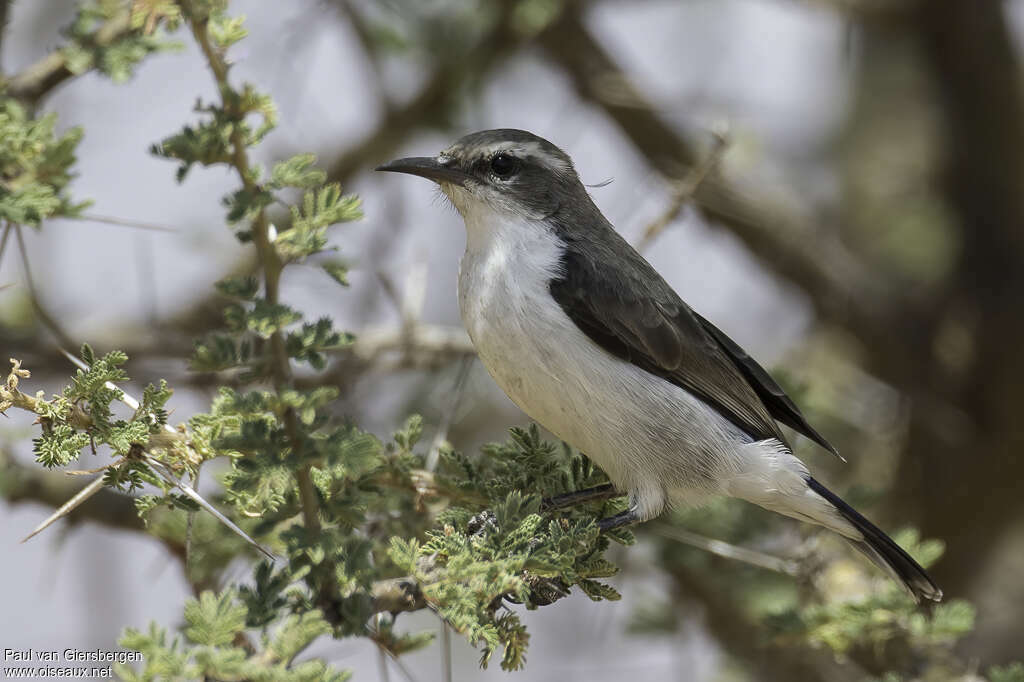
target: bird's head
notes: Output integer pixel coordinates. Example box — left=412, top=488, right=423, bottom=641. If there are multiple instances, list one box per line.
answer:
left=376, top=129, right=587, bottom=223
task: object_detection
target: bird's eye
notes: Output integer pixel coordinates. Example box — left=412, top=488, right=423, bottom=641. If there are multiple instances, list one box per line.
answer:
left=490, top=153, right=519, bottom=179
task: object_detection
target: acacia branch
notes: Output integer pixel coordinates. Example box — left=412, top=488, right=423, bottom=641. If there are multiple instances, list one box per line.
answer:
left=0, top=441, right=430, bottom=621
left=182, top=1, right=339, bottom=612
left=4, top=8, right=133, bottom=104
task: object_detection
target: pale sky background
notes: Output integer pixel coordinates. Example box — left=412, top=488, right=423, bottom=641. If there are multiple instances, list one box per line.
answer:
left=0, top=0, right=915, bottom=679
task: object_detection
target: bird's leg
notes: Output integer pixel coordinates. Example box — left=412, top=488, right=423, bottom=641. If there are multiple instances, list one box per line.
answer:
left=541, top=483, right=621, bottom=511
left=596, top=506, right=640, bottom=531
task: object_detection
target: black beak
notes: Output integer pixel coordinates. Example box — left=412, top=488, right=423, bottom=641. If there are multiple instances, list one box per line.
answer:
left=375, top=156, right=472, bottom=187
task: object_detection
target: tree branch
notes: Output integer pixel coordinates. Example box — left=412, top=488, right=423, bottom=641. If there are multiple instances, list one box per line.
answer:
left=324, top=0, right=526, bottom=187
left=540, top=5, right=890, bottom=339
left=4, top=8, right=133, bottom=105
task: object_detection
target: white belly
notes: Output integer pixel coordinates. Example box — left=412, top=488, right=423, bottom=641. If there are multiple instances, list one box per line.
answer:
left=455, top=211, right=756, bottom=520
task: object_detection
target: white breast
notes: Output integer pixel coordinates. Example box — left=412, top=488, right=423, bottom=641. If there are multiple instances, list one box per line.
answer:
left=454, top=204, right=784, bottom=520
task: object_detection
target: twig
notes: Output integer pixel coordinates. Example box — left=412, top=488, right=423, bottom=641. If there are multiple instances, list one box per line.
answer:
left=184, top=2, right=321, bottom=535
left=376, top=645, right=390, bottom=682
left=182, top=1, right=336, bottom=611
left=649, top=523, right=800, bottom=576
left=635, top=127, right=730, bottom=252
left=56, top=348, right=275, bottom=559
left=5, top=8, right=133, bottom=104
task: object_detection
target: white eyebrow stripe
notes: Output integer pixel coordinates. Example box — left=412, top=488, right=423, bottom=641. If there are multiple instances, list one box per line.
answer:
left=471, top=141, right=573, bottom=175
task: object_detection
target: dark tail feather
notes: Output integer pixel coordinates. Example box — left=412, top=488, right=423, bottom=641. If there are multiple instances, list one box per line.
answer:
left=807, top=477, right=943, bottom=603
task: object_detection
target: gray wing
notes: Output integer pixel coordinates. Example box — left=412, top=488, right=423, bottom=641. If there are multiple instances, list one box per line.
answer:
left=548, top=238, right=838, bottom=456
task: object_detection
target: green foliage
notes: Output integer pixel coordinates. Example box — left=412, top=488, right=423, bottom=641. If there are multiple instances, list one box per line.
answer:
left=0, top=1, right=179, bottom=228
left=33, top=423, right=91, bottom=468
left=278, top=185, right=362, bottom=262
left=0, top=101, right=89, bottom=225
left=321, top=261, right=350, bottom=287
left=285, top=319, right=353, bottom=369
left=362, top=425, right=629, bottom=670
left=215, top=274, right=260, bottom=300
left=151, top=88, right=276, bottom=182
left=207, top=12, right=248, bottom=48
left=63, top=1, right=181, bottom=83
left=184, top=590, right=248, bottom=646
left=118, top=592, right=348, bottom=681
left=130, top=0, right=184, bottom=32
left=270, top=154, right=327, bottom=189
left=8, top=345, right=175, bottom=473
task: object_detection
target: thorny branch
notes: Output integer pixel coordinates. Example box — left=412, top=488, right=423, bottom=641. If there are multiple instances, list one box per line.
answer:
left=183, top=3, right=322, bottom=541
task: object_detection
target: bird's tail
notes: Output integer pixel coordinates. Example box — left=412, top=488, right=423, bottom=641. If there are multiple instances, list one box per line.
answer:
left=726, top=441, right=942, bottom=602
left=805, top=477, right=942, bottom=603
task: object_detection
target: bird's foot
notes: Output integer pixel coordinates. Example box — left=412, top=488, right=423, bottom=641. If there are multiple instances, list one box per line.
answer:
left=596, top=506, right=640, bottom=531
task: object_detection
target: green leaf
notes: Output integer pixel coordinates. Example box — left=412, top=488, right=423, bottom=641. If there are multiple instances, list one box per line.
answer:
left=151, top=106, right=234, bottom=181
left=223, top=186, right=273, bottom=224
left=191, top=333, right=246, bottom=372
left=392, top=415, right=423, bottom=453
left=270, top=154, right=326, bottom=189
left=321, top=261, right=349, bottom=287
left=0, top=102, right=88, bottom=225
left=208, top=13, right=248, bottom=48
left=32, top=424, right=90, bottom=467
left=183, top=590, right=248, bottom=646
left=268, top=610, right=331, bottom=663
left=277, top=185, right=361, bottom=261
left=285, top=318, right=352, bottom=369
left=215, top=275, right=260, bottom=300
left=929, top=599, right=975, bottom=640
left=577, top=579, right=621, bottom=602
left=65, top=2, right=180, bottom=83
left=247, top=299, right=302, bottom=337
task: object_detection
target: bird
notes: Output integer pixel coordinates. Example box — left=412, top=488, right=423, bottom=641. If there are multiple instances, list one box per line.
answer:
left=376, top=128, right=942, bottom=602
